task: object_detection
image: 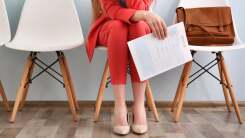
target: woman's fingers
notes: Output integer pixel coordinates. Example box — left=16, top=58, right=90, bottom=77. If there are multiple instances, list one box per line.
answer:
left=144, top=12, right=168, bottom=40
left=153, top=20, right=166, bottom=39
left=149, top=23, right=158, bottom=38
left=161, top=21, right=168, bottom=37
left=153, top=22, right=162, bottom=39
left=157, top=21, right=165, bottom=39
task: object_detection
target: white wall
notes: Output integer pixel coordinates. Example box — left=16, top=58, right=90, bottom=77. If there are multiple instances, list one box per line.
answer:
left=0, top=0, right=245, bottom=101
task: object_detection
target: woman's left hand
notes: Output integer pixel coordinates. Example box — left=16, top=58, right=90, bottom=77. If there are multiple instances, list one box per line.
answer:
left=131, top=10, right=167, bottom=39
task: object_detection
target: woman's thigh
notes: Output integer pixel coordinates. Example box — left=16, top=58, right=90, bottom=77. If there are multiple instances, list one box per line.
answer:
left=98, top=20, right=128, bottom=46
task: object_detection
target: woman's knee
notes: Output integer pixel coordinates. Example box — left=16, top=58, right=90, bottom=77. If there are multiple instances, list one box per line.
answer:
left=108, top=20, right=128, bottom=33
left=128, top=21, right=151, bottom=39
left=105, top=20, right=129, bottom=47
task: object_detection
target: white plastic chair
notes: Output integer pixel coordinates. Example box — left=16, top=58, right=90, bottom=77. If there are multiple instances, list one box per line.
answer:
left=0, top=0, right=11, bottom=112
left=5, top=0, right=84, bottom=123
left=171, top=0, right=245, bottom=124
left=92, top=1, right=159, bottom=122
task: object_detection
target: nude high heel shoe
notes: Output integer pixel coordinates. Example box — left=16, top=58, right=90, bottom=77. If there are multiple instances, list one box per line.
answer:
left=112, top=113, right=130, bottom=135
left=132, top=114, right=148, bottom=134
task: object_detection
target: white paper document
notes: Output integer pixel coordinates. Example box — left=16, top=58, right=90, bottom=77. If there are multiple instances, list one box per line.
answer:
left=128, top=22, right=192, bottom=81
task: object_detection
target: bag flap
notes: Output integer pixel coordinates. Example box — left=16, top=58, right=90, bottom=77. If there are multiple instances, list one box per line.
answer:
left=182, top=7, right=233, bottom=27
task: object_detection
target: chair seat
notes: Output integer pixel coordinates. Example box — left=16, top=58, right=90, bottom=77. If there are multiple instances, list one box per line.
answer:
left=188, top=44, right=245, bottom=52
left=96, top=45, right=107, bottom=51
left=97, top=44, right=245, bottom=53
left=0, top=30, right=10, bottom=46
left=178, top=0, right=230, bottom=8
left=5, top=38, right=84, bottom=52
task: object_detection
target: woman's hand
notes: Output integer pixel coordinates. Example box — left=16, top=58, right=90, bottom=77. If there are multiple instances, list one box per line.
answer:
left=131, top=11, right=167, bottom=39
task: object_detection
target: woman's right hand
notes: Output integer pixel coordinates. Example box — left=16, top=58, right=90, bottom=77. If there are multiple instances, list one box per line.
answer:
left=131, top=11, right=167, bottom=39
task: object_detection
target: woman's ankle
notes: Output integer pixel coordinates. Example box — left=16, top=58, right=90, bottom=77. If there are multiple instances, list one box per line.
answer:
left=113, top=103, right=128, bottom=126
left=132, top=104, right=147, bottom=125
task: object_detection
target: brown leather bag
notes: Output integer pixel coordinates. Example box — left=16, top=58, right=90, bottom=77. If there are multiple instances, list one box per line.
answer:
left=176, top=7, right=235, bottom=46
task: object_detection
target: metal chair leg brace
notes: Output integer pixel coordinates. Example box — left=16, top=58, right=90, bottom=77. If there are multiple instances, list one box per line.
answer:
left=24, top=52, right=66, bottom=88
left=187, top=52, right=228, bottom=88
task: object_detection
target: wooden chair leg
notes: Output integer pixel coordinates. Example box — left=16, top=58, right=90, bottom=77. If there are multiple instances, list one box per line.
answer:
left=145, top=87, right=152, bottom=111
left=19, top=62, right=35, bottom=111
left=220, top=54, right=243, bottom=124
left=9, top=54, right=34, bottom=123
left=217, top=60, right=232, bottom=112
left=0, top=81, right=11, bottom=112
left=174, top=61, right=192, bottom=122
left=171, top=71, right=185, bottom=112
left=145, top=81, right=159, bottom=122
left=62, top=55, right=80, bottom=111
left=58, top=52, right=78, bottom=122
left=94, top=59, right=109, bottom=122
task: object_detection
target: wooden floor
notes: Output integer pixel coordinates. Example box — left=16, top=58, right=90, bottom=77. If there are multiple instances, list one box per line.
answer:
left=1, top=106, right=245, bottom=138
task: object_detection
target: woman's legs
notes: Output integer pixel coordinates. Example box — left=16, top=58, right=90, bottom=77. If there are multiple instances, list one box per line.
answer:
left=98, top=20, right=129, bottom=127
left=98, top=19, right=151, bottom=130
left=128, top=21, right=151, bottom=126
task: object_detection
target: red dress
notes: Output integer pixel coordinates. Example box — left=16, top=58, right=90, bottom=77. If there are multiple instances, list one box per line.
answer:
left=86, top=0, right=153, bottom=84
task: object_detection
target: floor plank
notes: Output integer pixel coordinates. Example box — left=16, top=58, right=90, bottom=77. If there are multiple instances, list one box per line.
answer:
left=0, top=107, right=244, bottom=138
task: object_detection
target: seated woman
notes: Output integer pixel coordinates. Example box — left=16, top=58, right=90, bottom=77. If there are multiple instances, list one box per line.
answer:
left=86, top=0, right=167, bottom=135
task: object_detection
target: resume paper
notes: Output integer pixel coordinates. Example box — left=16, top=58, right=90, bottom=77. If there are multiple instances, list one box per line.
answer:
left=128, top=22, right=192, bottom=81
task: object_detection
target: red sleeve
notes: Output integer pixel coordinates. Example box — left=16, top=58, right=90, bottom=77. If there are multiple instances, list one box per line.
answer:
left=125, top=0, right=153, bottom=10
left=100, top=0, right=136, bottom=24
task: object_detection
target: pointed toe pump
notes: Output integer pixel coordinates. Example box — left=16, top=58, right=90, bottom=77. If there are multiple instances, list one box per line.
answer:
left=112, top=114, right=130, bottom=135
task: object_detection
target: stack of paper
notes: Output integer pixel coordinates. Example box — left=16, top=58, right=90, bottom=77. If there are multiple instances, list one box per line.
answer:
left=128, top=22, right=192, bottom=81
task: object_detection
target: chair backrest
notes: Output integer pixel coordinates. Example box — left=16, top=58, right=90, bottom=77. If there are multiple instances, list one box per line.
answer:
left=12, top=0, right=84, bottom=46
left=0, top=0, right=11, bottom=46
left=178, top=0, right=242, bottom=45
